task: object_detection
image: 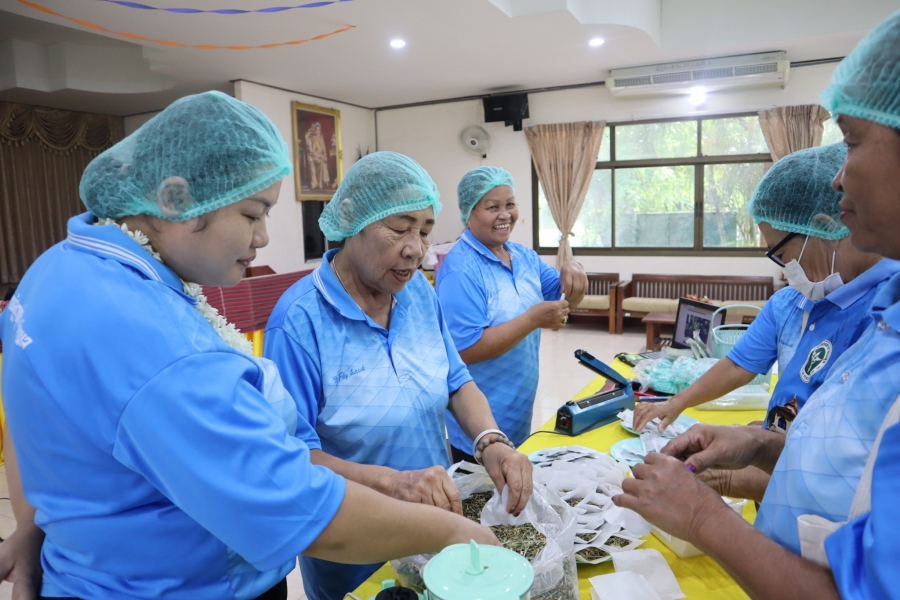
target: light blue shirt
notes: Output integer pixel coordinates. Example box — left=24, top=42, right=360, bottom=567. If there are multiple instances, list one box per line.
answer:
left=728, top=260, right=900, bottom=416
left=264, top=248, right=472, bottom=600
left=436, top=229, right=562, bottom=449
left=0, top=213, right=345, bottom=600
left=755, top=270, right=900, bottom=555
left=826, top=421, right=900, bottom=600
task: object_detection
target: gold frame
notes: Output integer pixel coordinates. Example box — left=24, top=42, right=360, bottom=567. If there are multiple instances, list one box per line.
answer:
left=291, top=101, right=343, bottom=201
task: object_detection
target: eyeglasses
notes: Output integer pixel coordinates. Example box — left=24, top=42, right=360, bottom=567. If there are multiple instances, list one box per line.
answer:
left=765, top=232, right=799, bottom=267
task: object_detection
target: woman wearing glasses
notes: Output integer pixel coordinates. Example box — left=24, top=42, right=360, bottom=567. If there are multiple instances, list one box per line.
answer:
left=632, top=143, right=899, bottom=500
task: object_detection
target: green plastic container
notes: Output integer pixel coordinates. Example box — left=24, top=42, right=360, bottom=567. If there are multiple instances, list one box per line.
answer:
left=710, top=304, right=772, bottom=387
left=423, top=540, right=534, bottom=600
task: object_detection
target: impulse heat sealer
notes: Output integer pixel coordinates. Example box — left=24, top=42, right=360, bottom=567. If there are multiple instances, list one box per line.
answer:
left=554, top=349, right=636, bottom=435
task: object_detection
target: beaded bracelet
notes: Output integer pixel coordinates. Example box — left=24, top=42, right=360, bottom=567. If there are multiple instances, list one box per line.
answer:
left=472, top=429, right=516, bottom=465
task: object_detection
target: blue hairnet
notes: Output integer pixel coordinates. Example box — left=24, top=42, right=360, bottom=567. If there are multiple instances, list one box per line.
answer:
left=748, top=143, right=849, bottom=240
left=80, top=91, right=291, bottom=221
left=821, top=10, right=900, bottom=130
left=318, top=151, right=442, bottom=241
left=457, top=166, right=515, bottom=224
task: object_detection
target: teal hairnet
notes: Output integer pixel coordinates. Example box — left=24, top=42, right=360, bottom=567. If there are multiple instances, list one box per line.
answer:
left=820, top=10, right=900, bottom=130
left=748, top=143, right=849, bottom=240
left=457, top=166, right=515, bottom=224
left=318, top=151, right=442, bottom=241
left=80, top=91, right=291, bottom=221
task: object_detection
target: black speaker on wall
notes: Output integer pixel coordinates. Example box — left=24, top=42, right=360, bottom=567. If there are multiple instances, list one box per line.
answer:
left=482, top=93, right=529, bottom=131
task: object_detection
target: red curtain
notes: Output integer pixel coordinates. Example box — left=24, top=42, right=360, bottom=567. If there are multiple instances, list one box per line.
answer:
left=0, top=102, right=123, bottom=286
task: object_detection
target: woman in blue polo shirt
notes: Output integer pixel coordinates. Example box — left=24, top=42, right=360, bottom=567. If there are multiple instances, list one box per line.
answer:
left=264, top=152, right=533, bottom=600
left=435, top=167, right=588, bottom=462
left=0, top=93, right=495, bottom=600
left=633, top=144, right=899, bottom=446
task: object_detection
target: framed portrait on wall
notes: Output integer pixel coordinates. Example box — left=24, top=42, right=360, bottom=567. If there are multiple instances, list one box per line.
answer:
left=291, top=101, right=343, bottom=201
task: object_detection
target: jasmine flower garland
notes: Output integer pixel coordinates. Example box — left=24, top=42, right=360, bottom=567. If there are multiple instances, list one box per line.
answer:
left=95, top=218, right=254, bottom=356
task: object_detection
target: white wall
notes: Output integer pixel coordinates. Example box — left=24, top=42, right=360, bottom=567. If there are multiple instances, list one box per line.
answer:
left=376, top=63, right=839, bottom=280
left=123, top=110, right=160, bottom=135
left=234, top=80, right=376, bottom=273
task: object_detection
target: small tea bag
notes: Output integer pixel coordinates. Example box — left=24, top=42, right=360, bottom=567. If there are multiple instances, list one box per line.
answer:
left=611, top=549, right=685, bottom=600
left=589, top=571, right=662, bottom=600
left=575, top=543, right=614, bottom=564
left=603, top=506, right=653, bottom=537
left=640, top=432, right=669, bottom=454
left=602, top=533, right=645, bottom=553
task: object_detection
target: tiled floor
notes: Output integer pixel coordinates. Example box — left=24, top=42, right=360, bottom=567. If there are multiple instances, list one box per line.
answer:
left=0, top=322, right=644, bottom=600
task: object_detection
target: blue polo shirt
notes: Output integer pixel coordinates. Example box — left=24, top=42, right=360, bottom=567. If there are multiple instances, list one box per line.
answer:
left=264, top=248, right=472, bottom=600
left=0, top=213, right=345, bottom=600
left=755, top=270, right=900, bottom=556
left=435, top=229, right=562, bottom=449
left=826, top=421, right=900, bottom=600
left=727, top=259, right=900, bottom=415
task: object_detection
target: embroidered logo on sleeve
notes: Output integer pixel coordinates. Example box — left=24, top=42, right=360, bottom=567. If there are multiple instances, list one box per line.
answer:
left=7, top=296, right=33, bottom=349
left=800, top=340, right=832, bottom=383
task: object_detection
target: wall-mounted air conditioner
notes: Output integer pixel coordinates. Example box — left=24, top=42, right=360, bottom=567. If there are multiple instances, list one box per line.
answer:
left=606, top=51, right=789, bottom=98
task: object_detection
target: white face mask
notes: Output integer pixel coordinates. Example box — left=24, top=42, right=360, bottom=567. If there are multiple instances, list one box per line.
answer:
left=781, top=235, right=844, bottom=301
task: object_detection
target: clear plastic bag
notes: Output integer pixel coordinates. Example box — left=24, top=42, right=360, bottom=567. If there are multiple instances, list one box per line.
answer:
left=696, top=384, right=771, bottom=411
left=392, top=463, right=579, bottom=600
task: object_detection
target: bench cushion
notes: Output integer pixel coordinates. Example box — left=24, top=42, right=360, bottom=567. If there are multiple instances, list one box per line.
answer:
left=621, top=297, right=680, bottom=313
left=621, top=297, right=768, bottom=316
left=575, top=295, right=610, bottom=311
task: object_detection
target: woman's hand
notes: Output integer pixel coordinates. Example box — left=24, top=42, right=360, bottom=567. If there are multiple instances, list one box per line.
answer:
left=0, top=522, right=44, bottom=600
left=632, top=399, right=684, bottom=434
left=662, top=424, right=784, bottom=474
left=528, top=300, right=569, bottom=329
left=387, top=466, right=463, bottom=515
left=613, top=452, right=737, bottom=543
left=559, top=261, right=587, bottom=308
left=697, top=466, right=771, bottom=503
left=481, top=443, right=534, bottom=516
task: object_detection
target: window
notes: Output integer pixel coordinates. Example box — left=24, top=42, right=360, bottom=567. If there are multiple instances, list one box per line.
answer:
left=535, top=113, right=778, bottom=255
left=821, top=117, right=844, bottom=146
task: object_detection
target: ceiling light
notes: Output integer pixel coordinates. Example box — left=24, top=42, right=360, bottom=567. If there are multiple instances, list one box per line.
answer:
left=589, top=37, right=605, bottom=47
left=390, top=39, right=406, bottom=49
left=688, top=86, right=707, bottom=107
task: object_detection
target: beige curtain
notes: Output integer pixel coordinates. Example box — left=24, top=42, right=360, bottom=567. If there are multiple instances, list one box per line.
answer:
left=758, top=105, right=831, bottom=161
left=0, top=102, right=123, bottom=286
left=525, top=121, right=605, bottom=266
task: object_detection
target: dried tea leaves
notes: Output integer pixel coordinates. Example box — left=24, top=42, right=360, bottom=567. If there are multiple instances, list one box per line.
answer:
left=461, top=491, right=493, bottom=523
left=576, top=546, right=610, bottom=561
left=490, top=523, right=547, bottom=562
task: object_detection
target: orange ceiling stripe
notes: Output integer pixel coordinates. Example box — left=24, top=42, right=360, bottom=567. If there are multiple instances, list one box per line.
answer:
left=16, top=0, right=355, bottom=50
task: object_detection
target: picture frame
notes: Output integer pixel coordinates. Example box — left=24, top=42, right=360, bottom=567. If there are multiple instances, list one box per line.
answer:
left=291, top=101, right=343, bottom=201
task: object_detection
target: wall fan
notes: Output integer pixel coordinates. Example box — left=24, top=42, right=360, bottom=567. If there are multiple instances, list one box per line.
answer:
left=458, top=124, right=491, bottom=159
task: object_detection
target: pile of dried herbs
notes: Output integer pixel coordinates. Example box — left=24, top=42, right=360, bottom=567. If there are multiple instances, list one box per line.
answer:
left=461, top=491, right=493, bottom=522
left=605, top=535, right=632, bottom=549
left=461, top=492, right=548, bottom=562
left=490, top=523, right=547, bottom=562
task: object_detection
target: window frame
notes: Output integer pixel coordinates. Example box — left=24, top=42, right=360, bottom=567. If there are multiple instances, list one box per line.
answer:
left=532, top=111, right=774, bottom=257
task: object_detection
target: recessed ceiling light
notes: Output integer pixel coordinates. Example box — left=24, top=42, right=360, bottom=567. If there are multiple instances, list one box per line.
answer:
left=689, top=86, right=707, bottom=107
left=589, top=38, right=605, bottom=47
left=390, top=39, right=406, bottom=49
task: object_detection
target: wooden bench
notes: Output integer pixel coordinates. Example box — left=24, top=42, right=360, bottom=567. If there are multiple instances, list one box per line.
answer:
left=614, top=274, right=775, bottom=334
left=569, top=272, right=620, bottom=333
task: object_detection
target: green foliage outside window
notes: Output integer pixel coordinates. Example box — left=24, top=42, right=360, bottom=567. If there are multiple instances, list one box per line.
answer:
left=535, top=113, right=823, bottom=252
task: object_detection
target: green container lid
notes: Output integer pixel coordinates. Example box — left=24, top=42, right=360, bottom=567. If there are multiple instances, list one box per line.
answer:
left=423, top=540, right=534, bottom=600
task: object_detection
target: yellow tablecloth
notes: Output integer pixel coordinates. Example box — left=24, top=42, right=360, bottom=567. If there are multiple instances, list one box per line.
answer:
left=352, top=359, right=768, bottom=600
